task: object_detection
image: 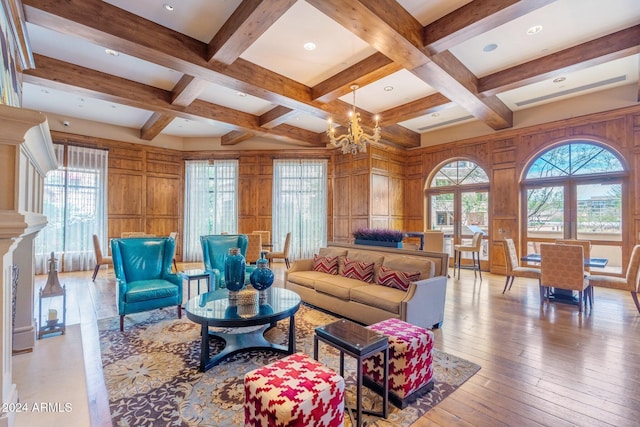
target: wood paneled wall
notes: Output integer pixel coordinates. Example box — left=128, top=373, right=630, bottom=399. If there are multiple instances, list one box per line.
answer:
left=50, top=104, right=640, bottom=270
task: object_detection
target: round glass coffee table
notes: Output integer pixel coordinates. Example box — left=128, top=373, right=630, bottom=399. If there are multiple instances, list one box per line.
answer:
left=185, top=287, right=301, bottom=372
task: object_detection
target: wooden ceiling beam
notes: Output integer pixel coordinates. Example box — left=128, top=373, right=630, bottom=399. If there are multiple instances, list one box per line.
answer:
left=208, top=0, right=296, bottom=64
left=221, top=130, right=255, bottom=145
left=424, top=0, right=557, bottom=54
left=479, top=24, right=640, bottom=96
left=171, top=75, right=210, bottom=106
left=379, top=93, right=453, bottom=124
left=308, top=0, right=512, bottom=130
left=140, top=112, right=174, bottom=141
left=22, top=0, right=418, bottom=147
left=259, top=106, right=297, bottom=129
left=311, top=53, right=402, bottom=103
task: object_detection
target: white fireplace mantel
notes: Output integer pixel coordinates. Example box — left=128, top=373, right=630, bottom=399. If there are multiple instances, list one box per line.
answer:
left=0, top=104, right=56, bottom=427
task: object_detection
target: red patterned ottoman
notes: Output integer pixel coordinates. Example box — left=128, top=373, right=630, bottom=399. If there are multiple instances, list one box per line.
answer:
left=244, top=352, right=345, bottom=427
left=363, top=318, right=434, bottom=408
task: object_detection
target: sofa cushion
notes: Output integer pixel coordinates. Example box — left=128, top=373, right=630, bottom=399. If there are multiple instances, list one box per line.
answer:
left=350, top=284, right=404, bottom=314
left=382, top=255, right=435, bottom=280
left=286, top=271, right=327, bottom=289
left=343, top=251, right=385, bottom=282
left=377, top=265, right=421, bottom=291
left=314, top=275, right=368, bottom=300
left=313, top=254, right=339, bottom=275
left=341, top=257, right=374, bottom=283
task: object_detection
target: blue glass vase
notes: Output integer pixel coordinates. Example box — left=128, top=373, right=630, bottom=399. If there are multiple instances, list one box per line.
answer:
left=224, top=248, right=246, bottom=292
left=250, top=257, right=274, bottom=291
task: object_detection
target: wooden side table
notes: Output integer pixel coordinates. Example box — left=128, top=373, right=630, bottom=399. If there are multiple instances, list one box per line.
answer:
left=180, top=269, right=211, bottom=301
left=314, top=318, right=388, bottom=427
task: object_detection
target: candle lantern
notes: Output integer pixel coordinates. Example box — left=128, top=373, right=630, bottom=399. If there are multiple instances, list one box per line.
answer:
left=38, top=252, right=66, bottom=339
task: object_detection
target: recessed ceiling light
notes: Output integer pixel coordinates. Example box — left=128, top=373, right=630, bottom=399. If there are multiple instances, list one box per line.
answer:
left=41, top=89, right=50, bottom=94
left=383, top=86, right=394, bottom=92
left=431, top=113, right=440, bottom=117
left=552, top=77, right=566, bottom=83
left=483, top=43, right=498, bottom=52
left=526, top=25, right=543, bottom=35
left=303, top=42, right=316, bottom=51
left=163, top=4, right=174, bottom=11
left=105, top=49, right=119, bottom=56
left=237, top=92, right=247, bottom=97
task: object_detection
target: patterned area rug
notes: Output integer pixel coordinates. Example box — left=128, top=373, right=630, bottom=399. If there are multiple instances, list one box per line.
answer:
left=99, top=305, right=480, bottom=426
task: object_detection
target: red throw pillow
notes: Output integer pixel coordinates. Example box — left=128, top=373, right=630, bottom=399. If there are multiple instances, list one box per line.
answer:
left=312, top=254, right=338, bottom=275
left=341, top=257, right=375, bottom=283
left=377, top=265, right=421, bottom=291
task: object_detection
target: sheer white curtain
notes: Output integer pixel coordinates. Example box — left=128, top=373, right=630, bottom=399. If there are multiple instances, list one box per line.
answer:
left=273, top=159, right=327, bottom=261
left=183, top=159, right=238, bottom=261
left=35, top=144, right=108, bottom=273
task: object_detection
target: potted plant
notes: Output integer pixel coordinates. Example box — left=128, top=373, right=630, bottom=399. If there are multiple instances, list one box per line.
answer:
left=353, top=228, right=404, bottom=248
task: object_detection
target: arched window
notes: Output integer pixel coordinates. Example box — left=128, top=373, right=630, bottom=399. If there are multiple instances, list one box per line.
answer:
left=427, top=160, right=490, bottom=267
left=523, top=141, right=626, bottom=273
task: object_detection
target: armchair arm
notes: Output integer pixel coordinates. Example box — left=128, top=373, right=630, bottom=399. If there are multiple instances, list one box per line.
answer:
left=400, top=275, right=447, bottom=329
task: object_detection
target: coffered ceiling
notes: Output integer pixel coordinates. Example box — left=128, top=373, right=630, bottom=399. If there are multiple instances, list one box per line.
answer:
left=19, top=0, right=640, bottom=149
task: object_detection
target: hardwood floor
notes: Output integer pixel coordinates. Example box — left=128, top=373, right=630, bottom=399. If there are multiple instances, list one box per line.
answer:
left=31, top=262, right=640, bottom=427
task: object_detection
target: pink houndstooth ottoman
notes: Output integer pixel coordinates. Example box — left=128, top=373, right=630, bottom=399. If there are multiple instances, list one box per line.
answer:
left=244, top=352, right=345, bottom=427
left=363, top=318, right=434, bottom=408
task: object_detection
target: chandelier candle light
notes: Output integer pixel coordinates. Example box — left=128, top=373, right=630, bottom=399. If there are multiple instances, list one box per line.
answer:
left=327, top=84, right=381, bottom=155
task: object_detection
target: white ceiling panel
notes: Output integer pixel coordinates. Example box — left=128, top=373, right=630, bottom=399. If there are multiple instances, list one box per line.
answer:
left=284, top=113, right=328, bottom=133
left=22, top=82, right=153, bottom=128
left=27, top=23, right=183, bottom=91
left=399, top=105, right=476, bottom=133
left=163, top=117, right=231, bottom=137
left=198, top=83, right=276, bottom=115
left=240, top=0, right=376, bottom=86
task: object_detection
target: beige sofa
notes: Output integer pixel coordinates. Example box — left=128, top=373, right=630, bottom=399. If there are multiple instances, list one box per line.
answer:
left=285, top=243, right=449, bottom=329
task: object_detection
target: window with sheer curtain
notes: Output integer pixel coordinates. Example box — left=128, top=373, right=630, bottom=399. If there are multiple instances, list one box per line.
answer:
left=272, top=159, right=327, bottom=261
left=35, top=144, right=108, bottom=273
left=183, top=159, right=238, bottom=261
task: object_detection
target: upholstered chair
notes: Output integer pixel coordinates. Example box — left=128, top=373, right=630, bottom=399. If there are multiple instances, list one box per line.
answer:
left=453, top=231, right=483, bottom=280
left=540, top=243, right=591, bottom=313
left=266, top=232, right=291, bottom=269
left=588, top=245, right=640, bottom=313
left=556, top=239, right=592, bottom=273
left=92, top=234, right=113, bottom=281
left=110, top=237, right=183, bottom=331
left=502, top=238, right=541, bottom=293
left=253, top=230, right=271, bottom=246
left=200, top=234, right=249, bottom=289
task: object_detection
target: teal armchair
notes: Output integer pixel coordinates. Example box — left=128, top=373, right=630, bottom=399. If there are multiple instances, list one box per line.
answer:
left=111, top=237, right=183, bottom=331
left=200, top=234, right=254, bottom=289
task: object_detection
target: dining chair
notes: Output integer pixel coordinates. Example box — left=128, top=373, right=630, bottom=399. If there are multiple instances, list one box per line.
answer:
left=253, top=230, right=271, bottom=247
left=423, top=231, right=445, bottom=252
left=502, top=238, right=541, bottom=293
left=121, top=231, right=148, bottom=238
left=92, top=234, right=113, bottom=281
left=587, top=245, right=640, bottom=314
left=540, top=243, right=591, bottom=313
left=556, top=239, right=592, bottom=273
left=453, top=231, right=483, bottom=280
left=266, top=232, right=291, bottom=268
left=245, top=233, right=263, bottom=264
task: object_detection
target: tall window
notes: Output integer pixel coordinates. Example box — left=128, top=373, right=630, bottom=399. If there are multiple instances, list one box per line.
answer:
left=426, top=160, right=489, bottom=262
left=35, top=144, right=108, bottom=273
left=523, top=141, right=625, bottom=272
left=273, top=159, right=328, bottom=261
left=184, top=159, right=238, bottom=261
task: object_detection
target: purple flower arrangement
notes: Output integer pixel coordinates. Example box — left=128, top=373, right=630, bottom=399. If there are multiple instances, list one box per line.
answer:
left=353, top=228, right=404, bottom=242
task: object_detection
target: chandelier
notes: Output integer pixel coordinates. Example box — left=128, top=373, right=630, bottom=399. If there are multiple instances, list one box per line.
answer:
left=327, top=84, right=380, bottom=155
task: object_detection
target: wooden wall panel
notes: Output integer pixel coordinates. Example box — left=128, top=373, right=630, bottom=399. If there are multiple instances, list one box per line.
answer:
left=491, top=168, right=517, bottom=217
left=146, top=176, right=180, bottom=216
left=109, top=173, right=142, bottom=215
left=350, top=173, right=370, bottom=217
left=371, top=174, right=389, bottom=216
left=389, top=176, right=403, bottom=217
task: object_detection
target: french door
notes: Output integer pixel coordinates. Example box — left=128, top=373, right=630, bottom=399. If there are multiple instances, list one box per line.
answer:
left=429, top=189, right=489, bottom=269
